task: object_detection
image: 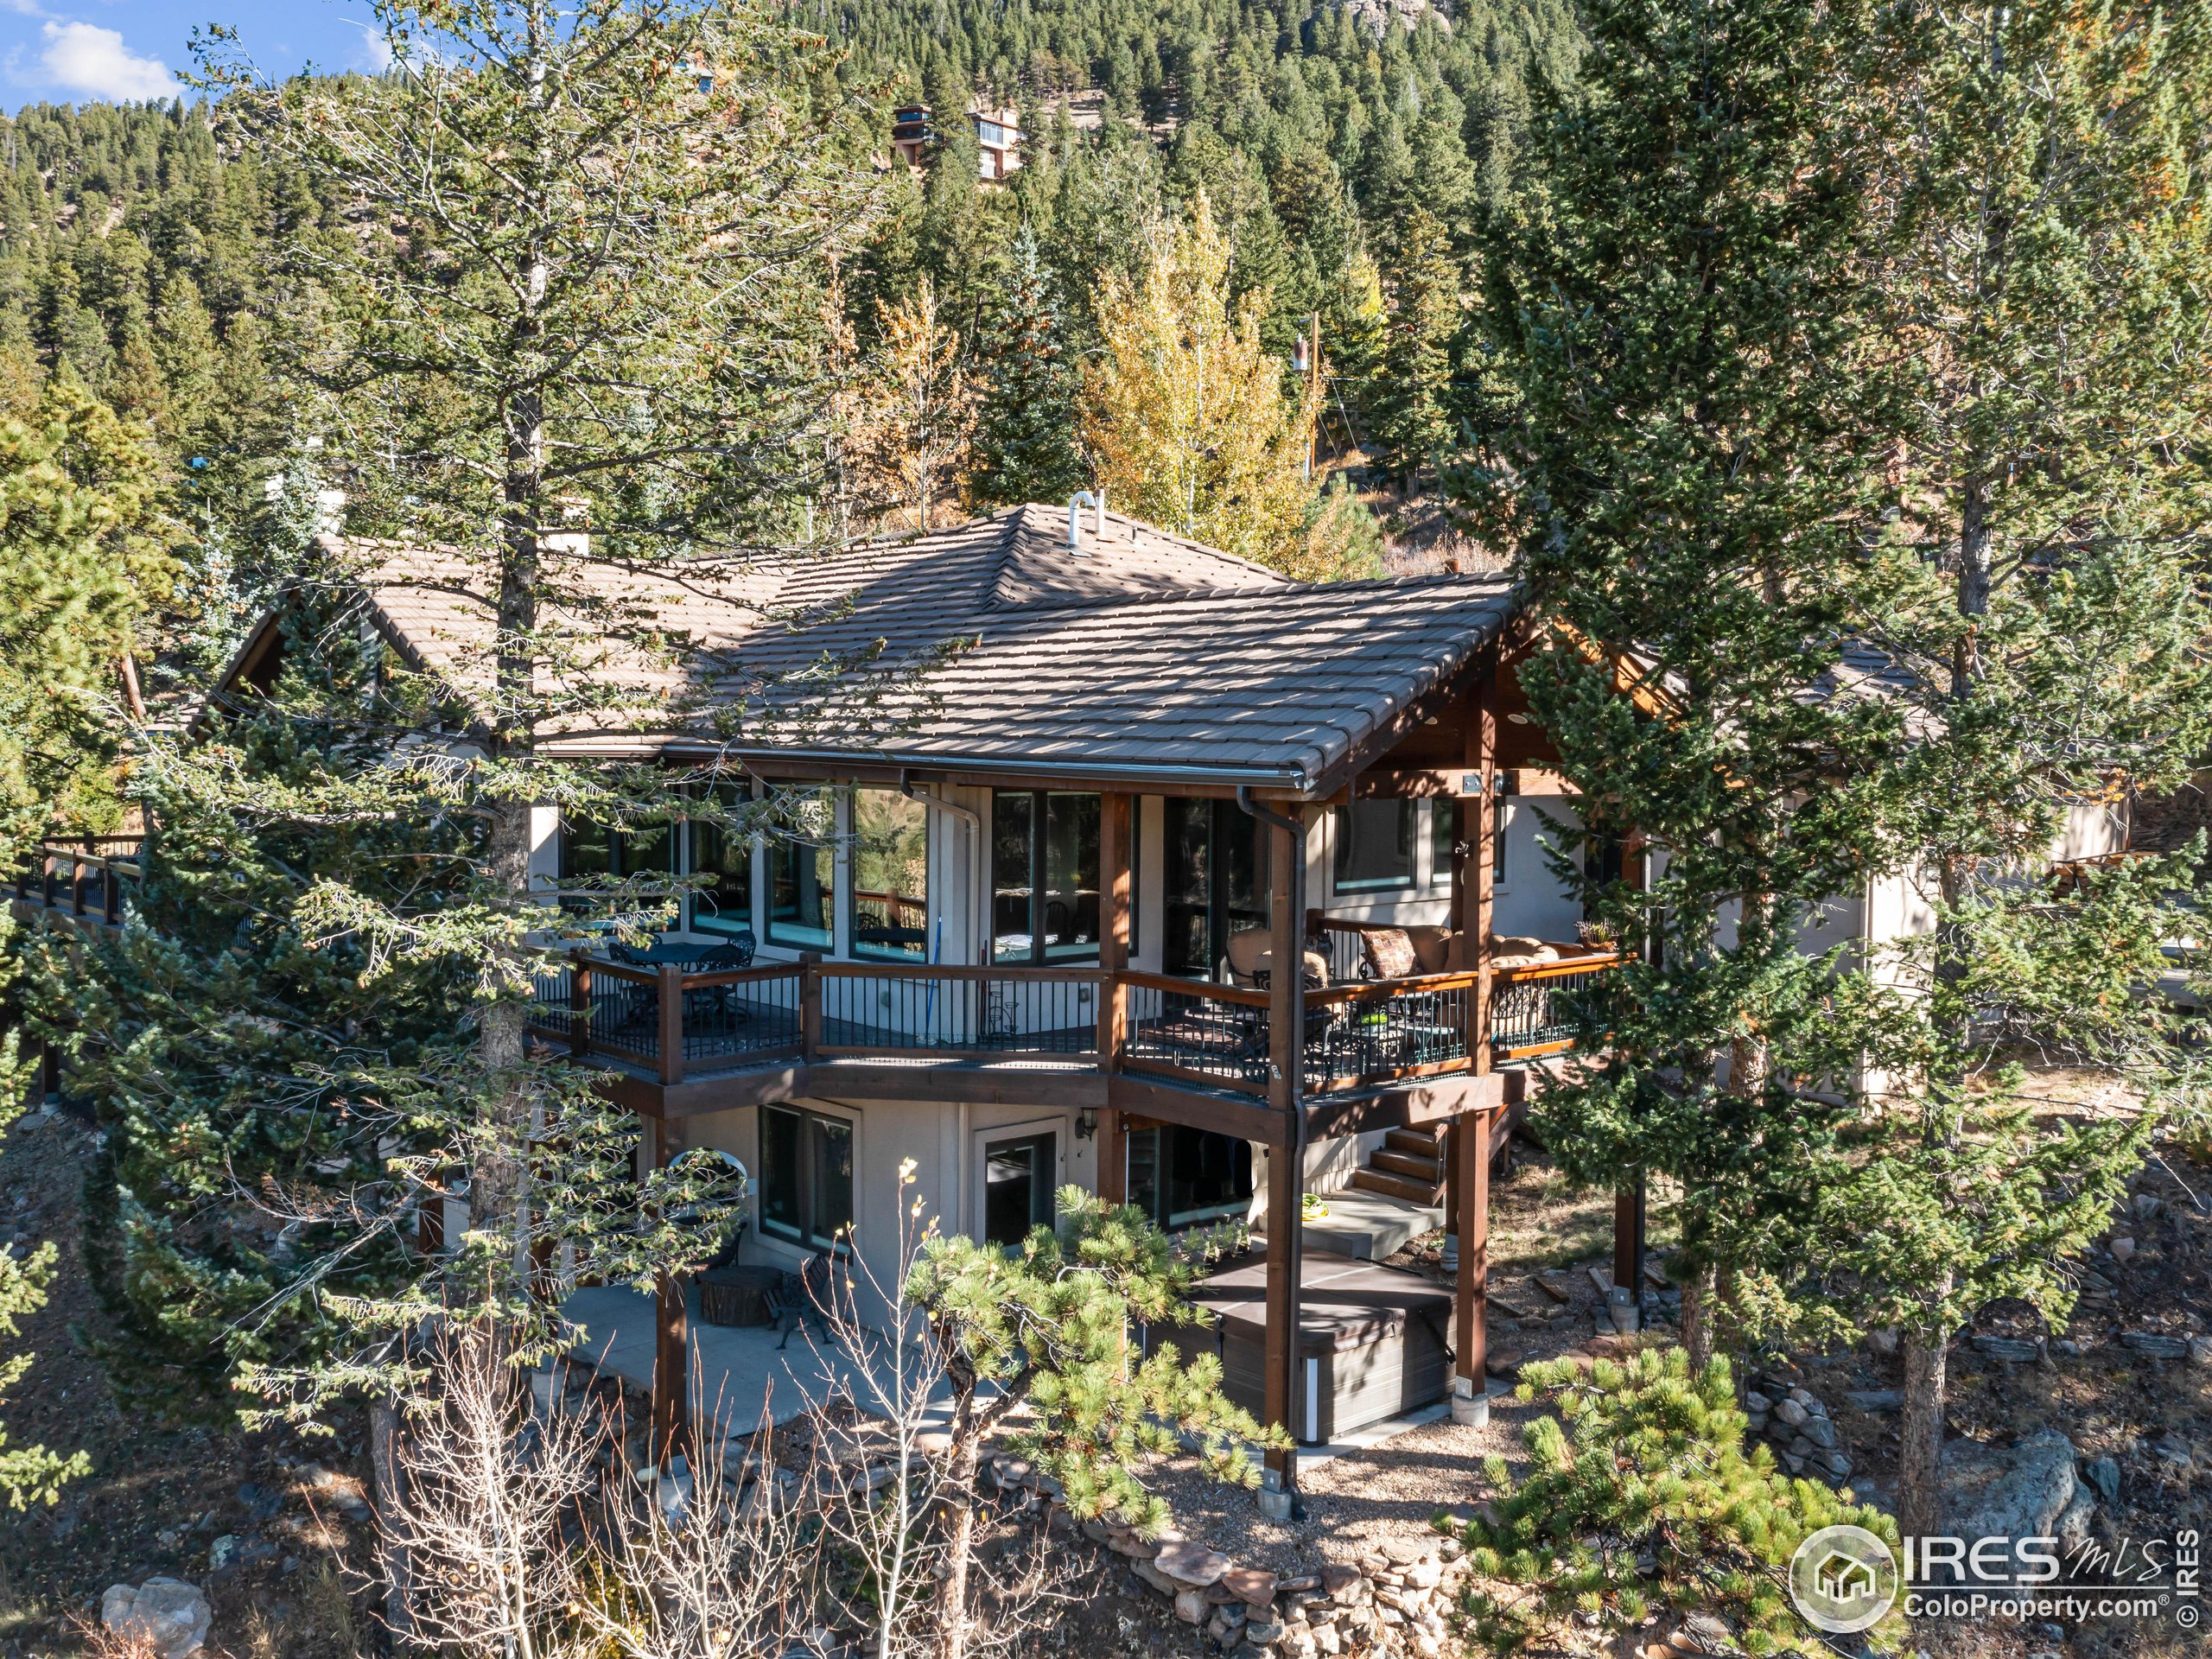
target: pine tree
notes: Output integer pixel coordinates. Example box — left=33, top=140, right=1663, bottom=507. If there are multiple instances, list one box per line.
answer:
left=966, top=225, right=1084, bottom=508
left=1825, top=0, right=2212, bottom=1539
left=906, top=1184, right=1285, bottom=1659
left=1457, top=1349, right=1901, bottom=1655
left=1459, top=0, right=1898, bottom=1365
left=1368, top=203, right=1458, bottom=484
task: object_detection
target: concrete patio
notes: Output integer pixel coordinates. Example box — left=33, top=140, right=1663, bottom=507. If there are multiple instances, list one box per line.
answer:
left=563, top=1282, right=857, bottom=1435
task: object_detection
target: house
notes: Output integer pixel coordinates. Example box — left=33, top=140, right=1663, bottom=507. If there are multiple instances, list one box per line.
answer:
left=14, top=499, right=2124, bottom=1504
left=887, top=103, right=1023, bottom=180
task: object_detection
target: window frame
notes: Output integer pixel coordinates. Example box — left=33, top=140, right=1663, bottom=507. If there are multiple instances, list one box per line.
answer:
left=979, top=1128, right=1058, bottom=1248
left=758, top=1103, right=855, bottom=1251
left=1332, top=798, right=1418, bottom=896
left=685, top=779, right=758, bottom=939
left=849, top=785, right=931, bottom=963
left=764, top=783, right=840, bottom=953
left=989, top=790, right=1103, bottom=966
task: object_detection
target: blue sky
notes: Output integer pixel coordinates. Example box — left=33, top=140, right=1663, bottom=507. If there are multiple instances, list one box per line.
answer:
left=1, top=3, right=385, bottom=111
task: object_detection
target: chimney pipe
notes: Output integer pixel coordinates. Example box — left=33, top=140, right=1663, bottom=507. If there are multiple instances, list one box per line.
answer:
left=1066, top=490, right=1106, bottom=550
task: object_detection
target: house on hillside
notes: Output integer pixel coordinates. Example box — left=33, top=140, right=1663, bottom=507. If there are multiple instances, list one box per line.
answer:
left=16, top=498, right=2126, bottom=1508
left=887, top=103, right=1024, bottom=180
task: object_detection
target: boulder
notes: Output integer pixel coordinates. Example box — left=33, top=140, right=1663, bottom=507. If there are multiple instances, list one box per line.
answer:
left=2109, top=1236, right=2137, bottom=1262
left=1774, top=1398, right=1810, bottom=1428
left=1971, top=1336, right=2044, bottom=1363
left=2190, top=1337, right=2212, bottom=1369
left=1943, top=1429, right=2092, bottom=1576
left=1319, top=1564, right=1363, bottom=1604
left=1174, top=1587, right=1209, bottom=1624
left=2120, top=1332, right=2190, bottom=1359
left=101, top=1580, right=213, bottom=1659
left=1802, top=1418, right=1840, bottom=1451
left=1845, top=1389, right=1904, bottom=1413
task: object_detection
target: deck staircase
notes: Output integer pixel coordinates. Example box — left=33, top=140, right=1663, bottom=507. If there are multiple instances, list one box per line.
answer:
left=1350, top=1125, right=1447, bottom=1204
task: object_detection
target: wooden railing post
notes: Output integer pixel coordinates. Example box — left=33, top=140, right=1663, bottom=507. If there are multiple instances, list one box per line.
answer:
left=657, top=963, right=684, bottom=1086
left=569, top=952, right=592, bottom=1058
left=1099, top=792, right=1132, bottom=1071
left=41, top=852, right=54, bottom=910
left=104, top=864, right=119, bottom=925
left=70, top=856, right=86, bottom=918
left=800, top=957, right=823, bottom=1062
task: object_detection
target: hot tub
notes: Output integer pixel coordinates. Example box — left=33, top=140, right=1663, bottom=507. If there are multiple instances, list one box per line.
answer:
left=1190, top=1249, right=1457, bottom=1445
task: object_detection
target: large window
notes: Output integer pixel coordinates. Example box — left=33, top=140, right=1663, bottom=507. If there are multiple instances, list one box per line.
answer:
left=852, top=788, right=929, bottom=962
left=559, top=817, right=675, bottom=911
left=1161, top=798, right=1270, bottom=978
left=982, top=1130, right=1056, bottom=1247
left=991, top=791, right=1100, bottom=964
left=687, top=780, right=754, bottom=938
left=1127, top=1126, right=1252, bottom=1230
left=760, top=1104, right=853, bottom=1249
left=766, top=786, right=836, bottom=950
left=1334, top=799, right=1416, bottom=893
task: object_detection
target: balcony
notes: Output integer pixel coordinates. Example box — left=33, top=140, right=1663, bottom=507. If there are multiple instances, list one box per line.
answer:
left=522, top=945, right=1615, bottom=1128
left=10, top=837, right=142, bottom=931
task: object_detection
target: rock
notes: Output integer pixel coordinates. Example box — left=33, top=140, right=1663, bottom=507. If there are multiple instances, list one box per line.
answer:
left=1402, top=1558, right=1443, bottom=1590
left=1680, top=1612, right=1732, bottom=1653
left=102, top=1580, right=213, bottom=1659
left=1864, top=1326, right=1899, bottom=1358
left=1973, top=1335, right=2044, bottom=1363
left=1775, top=1398, right=1810, bottom=1428
left=1437, top=1537, right=1465, bottom=1563
left=1484, top=1347, right=1523, bottom=1377
left=1208, top=1606, right=1247, bottom=1643
left=1312, top=1623, right=1343, bottom=1656
left=1221, top=1566, right=1278, bottom=1606
left=1821, top=1451, right=1853, bottom=1479
left=2052, top=1338, right=2083, bottom=1357
left=234, top=1482, right=283, bottom=1522
left=1131, top=1560, right=1178, bottom=1597
left=1380, top=1536, right=1428, bottom=1567
left=1154, top=1541, right=1231, bottom=1588
left=2151, top=1440, right=2194, bottom=1478
left=1943, top=1430, right=2089, bottom=1579
left=1243, top=1618, right=1287, bottom=1648
left=1802, top=1418, right=1840, bottom=1451
left=1320, top=1564, right=1362, bottom=1603
left=2190, top=1337, right=2212, bottom=1369
left=1782, top=1452, right=1806, bottom=1474
left=1745, top=1414, right=1769, bottom=1436
left=2110, top=1236, right=2137, bottom=1262
left=1174, top=1587, right=1210, bottom=1624
left=2120, top=1332, right=2190, bottom=1359
left=1845, top=1389, right=1903, bottom=1413
left=2082, top=1456, right=2120, bottom=1502
left=1789, top=1434, right=1817, bottom=1460
left=1743, top=1390, right=1772, bottom=1414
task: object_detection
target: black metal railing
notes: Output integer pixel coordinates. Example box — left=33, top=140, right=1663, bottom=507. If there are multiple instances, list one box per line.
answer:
left=814, top=965, right=1102, bottom=1059
left=1123, top=974, right=1274, bottom=1094
left=1491, top=955, right=1617, bottom=1059
left=1305, top=976, right=1471, bottom=1090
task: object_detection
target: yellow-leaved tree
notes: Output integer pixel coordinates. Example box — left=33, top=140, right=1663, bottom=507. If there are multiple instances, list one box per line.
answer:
left=847, top=276, right=977, bottom=534
left=1084, top=196, right=1376, bottom=580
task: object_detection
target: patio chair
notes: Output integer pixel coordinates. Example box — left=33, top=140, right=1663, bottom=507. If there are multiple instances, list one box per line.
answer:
left=683, top=934, right=758, bottom=1037
left=1219, top=928, right=1330, bottom=992
left=775, top=1251, right=838, bottom=1351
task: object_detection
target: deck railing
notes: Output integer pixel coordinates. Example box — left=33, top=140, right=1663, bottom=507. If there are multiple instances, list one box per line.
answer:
left=11, top=837, right=143, bottom=929
left=520, top=945, right=1618, bottom=1091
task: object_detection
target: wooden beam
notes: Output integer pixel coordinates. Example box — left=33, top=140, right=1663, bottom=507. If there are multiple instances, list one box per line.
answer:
left=1106, top=1074, right=1285, bottom=1147
left=1301, top=1071, right=1503, bottom=1141
left=653, top=1119, right=690, bottom=1474
left=1453, top=1107, right=1491, bottom=1419
left=1262, top=813, right=1304, bottom=1494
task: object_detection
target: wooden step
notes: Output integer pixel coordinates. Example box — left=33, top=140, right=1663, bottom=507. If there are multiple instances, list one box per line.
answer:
left=1384, top=1127, right=1441, bottom=1155
left=1369, top=1148, right=1445, bottom=1182
left=1350, top=1166, right=1441, bottom=1205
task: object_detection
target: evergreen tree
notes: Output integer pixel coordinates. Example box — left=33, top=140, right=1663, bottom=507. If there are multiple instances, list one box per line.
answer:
left=1826, top=0, right=2212, bottom=1538
left=1368, top=203, right=1458, bottom=484
left=906, top=1185, right=1284, bottom=1659
left=966, top=225, right=1085, bottom=508
left=1459, top=0, right=1897, bottom=1365
left=1457, top=1349, right=1901, bottom=1655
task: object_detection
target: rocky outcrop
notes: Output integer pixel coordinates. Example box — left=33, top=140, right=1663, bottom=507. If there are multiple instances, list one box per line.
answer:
left=1941, top=1429, right=2094, bottom=1577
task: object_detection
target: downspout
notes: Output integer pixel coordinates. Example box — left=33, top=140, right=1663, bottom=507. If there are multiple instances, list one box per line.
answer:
left=1237, top=785, right=1307, bottom=1517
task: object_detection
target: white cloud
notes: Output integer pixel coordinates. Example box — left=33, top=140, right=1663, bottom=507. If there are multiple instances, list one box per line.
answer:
left=344, top=19, right=394, bottom=74
left=40, top=21, right=175, bottom=102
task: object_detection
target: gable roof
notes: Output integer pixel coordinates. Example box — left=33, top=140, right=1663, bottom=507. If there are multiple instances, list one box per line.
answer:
left=276, top=504, right=1520, bottom=798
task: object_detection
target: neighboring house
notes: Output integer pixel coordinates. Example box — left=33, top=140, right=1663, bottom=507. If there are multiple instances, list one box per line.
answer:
left=887, top=103, right=1023, bottom=179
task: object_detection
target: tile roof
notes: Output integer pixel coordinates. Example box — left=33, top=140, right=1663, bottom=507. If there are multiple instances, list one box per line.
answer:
left=324, top=503, right=1520, bottom=796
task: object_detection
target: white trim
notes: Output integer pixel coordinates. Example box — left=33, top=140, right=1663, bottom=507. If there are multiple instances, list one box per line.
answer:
left=970, top=1115, right=1067, bottom=1245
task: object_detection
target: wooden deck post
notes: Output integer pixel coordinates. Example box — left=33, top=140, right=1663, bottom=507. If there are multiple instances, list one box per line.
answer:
left=652, top=1116, right=690, bottom=1475
left=1453, top=1107, right=1491, bottom=1419
left=569, top=952, right=592, bottom=1058
left=1611, top=829, right=1649, bottom=1320
left=1097, top=792, right=1133, bottom=1205
left=657, top=963, right=685, bottom=1087
left=1260, top=808, right=1306, bottom=1514
left=1452, top=663, right=1499, bottom=1426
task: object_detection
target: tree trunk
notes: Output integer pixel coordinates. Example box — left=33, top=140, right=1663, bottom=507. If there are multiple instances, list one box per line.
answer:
left=370, top=1398, right=413, bottom=1642
left=1680, top=1258, right=1719, bottom=1370
left=933, top=1405, right=983, bottom=1659
left=1897, top=1325, right=1948, bottom=1542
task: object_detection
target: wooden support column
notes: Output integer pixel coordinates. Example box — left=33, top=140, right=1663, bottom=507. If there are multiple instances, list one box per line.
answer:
left=657, top=963, right=684, bottom=1087
left=652, top=1117, right=690, bottom=1473
left=1097, top=792, right=1133, bottom=1203
left=1260, top=809, right=1306, bottom=1510
left=1612, top=828, right=1650, bottom=1314
left=1452, top=664, right=1498, bottom=1425
left=1453, top=1106, right=1491, bottom=1413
